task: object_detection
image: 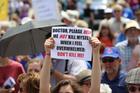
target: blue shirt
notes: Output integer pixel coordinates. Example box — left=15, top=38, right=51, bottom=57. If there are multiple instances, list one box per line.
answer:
left=122, top=7, right=134, bottom=19
left=116, top=32, right=126, bottom=43
left=101, top=71, right=128, bottom=93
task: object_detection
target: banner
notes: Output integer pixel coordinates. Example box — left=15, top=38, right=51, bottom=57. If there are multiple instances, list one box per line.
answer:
left=51, top=27, right=92, bottom=61
left=0, top=0, right=8, bottom=20
left=32, top=0, right=60, bottom=21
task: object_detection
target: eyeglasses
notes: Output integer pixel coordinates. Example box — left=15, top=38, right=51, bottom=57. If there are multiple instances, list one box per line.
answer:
left=128, top=85, right=140, bottom=92
left=102, top=57, right=116, bottom=63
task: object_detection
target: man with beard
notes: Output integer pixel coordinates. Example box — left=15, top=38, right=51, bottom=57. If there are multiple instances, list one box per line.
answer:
left=115, top=20, right=140, bottom=71
left=101, top=47, right=128, bottom=93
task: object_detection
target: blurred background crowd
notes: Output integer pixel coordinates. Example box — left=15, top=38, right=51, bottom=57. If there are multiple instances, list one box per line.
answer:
left=0, top=0, right=139, bottom=34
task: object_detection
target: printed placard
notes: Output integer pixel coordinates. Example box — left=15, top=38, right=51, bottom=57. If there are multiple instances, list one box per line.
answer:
left=51, top=27, right=92, bottom=61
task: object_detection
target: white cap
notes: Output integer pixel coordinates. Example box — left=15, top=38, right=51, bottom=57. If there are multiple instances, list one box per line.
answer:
left=66, top=10, right=80, bottom=19
left=61, top=11, right=71, bottom=21
left=105, top=8, right=113, bottom=13
left=125, top=20, right=140, bottom=31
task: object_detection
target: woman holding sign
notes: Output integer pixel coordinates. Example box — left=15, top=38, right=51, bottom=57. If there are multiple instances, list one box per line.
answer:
left=40, top=37, right=102, bottom=93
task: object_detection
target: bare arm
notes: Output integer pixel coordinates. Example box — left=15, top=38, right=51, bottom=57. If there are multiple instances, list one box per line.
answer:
left=40, top=55, right=51, bottom=93
left=40, top=38, right=54, bottom=93
left=89, top=37, right=101, bottom=93
left=39, top=38, right=76, bottom=93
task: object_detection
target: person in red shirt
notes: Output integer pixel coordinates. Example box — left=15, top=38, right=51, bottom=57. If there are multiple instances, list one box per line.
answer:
left=0, top=56, right=25, bottom=93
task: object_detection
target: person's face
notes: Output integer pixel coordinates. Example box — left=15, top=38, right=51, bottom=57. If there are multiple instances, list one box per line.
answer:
left=68, top=0, right=74, bottom=6
left=127, top=84, right=140, bottom=93
left=27, top=62, right=41, bottom=73
left=59, top=85, right=74, bottom=93
left=101, top=26, right=110, bottom=36
left=126, top=28, right=140, bottom=42
left=102, top=57, right=120, bottom=74
left=80, top=80, right=91, bottom=93
left=114, top=9, right=122, bottom=19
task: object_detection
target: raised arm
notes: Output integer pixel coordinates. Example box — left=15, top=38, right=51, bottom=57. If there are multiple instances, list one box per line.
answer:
left=40, top=37, right=54, bottom=93
left=89, top=37, right=101, bottom=93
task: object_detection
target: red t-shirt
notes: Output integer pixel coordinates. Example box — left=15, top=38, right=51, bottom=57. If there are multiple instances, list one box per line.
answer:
left=0, top=60, right=25, bottom=93
left=99, top=37, right=114, bottom=47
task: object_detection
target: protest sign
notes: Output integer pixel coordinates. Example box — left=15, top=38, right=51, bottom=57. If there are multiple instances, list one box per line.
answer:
left=0, top=0, right=8, bottom=20
left=51, top=27, right=92, bottom=61
left=32, top=0, right=60, bottom=21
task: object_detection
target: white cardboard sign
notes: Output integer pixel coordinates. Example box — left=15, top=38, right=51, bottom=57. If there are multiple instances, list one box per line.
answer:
left=51, top=27, right=92, bottom=61
left=32, top=0, right=59, bottom=21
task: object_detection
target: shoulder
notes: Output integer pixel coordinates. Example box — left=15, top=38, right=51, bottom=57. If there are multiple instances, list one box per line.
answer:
left=121, top=17, right=131, bottom=23
left=9, top=60, right=23, bottom=67
left=115, top=40, right=128, bottom=47
left=118, top=71, right=127, bottom=85
left=119, top=71, right=127, bottom=78
left=108, top=18, right=115, bottom=23
left=9, top=60, right=25, bottom=72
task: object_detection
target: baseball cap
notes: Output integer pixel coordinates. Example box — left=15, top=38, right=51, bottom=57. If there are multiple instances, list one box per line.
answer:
left=76, top=69, right=91, bottom=83
left=125, top=67, right=140, bottom=84
left=102, top=47, right=121, bottom=58
left=125, top=20, right=140, bottom=32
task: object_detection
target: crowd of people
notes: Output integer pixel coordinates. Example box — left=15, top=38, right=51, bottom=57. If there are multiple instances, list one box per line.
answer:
left=0, top=0, right=140, bottom=93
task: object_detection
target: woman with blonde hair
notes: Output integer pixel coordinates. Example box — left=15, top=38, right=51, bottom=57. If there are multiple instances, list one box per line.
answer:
left=18, top=72, right=40, bottom=93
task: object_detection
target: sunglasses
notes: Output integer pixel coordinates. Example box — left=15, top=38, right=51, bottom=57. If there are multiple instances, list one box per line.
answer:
left=128, top=85, right=140, bottom=92
left=114, top=10, right=122, bottom=13
left=102, top=57, right=116, bottom=63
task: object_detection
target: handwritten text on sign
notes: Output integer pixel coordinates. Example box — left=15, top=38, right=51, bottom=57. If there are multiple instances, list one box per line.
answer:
left=32, top=0, right=59, bottom=21
left=51, top=27, right=92, bottom=61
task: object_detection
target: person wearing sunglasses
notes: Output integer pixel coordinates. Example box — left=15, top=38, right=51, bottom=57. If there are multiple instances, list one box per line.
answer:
left=101, top=47, right=128, bottom=93
left=125, top=67, right=140, bottom=93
